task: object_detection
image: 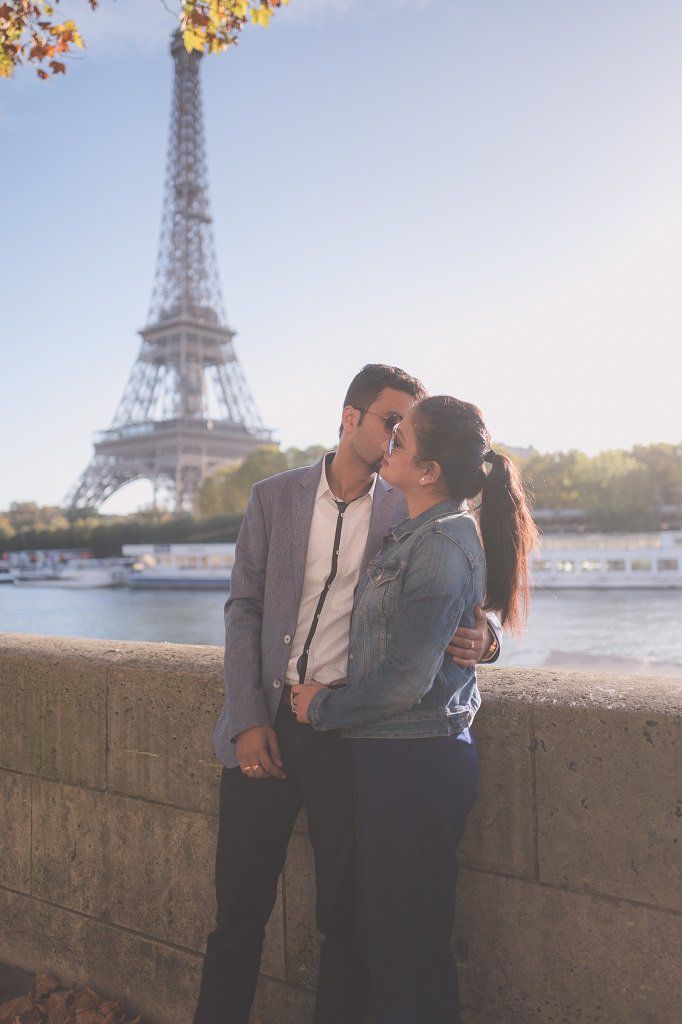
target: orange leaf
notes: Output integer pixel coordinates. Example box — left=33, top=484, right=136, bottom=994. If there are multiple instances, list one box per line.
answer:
left=46, top=991, right=70, bottom=1024
left=71, top=992, right=97, bottom=1012
left=72, top=1011, right=105, bottom=1024
left=50, top=60, right=66, bottom=74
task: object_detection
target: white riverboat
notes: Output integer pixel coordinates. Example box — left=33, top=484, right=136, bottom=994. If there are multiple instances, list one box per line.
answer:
left=6, top=549, right=130, bottom=588
left=532, top=531, right=682, bottom=589
left=123, top=543, right=235, bottom=590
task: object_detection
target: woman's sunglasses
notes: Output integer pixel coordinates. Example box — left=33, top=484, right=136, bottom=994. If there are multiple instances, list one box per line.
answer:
left=387, top=424, right=421, bottom=459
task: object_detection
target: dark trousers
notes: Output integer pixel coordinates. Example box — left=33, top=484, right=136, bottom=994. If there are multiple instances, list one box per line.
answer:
left=193, top=699, right=370, bottom=1024
left=351, top=732, right=478, bottom=1024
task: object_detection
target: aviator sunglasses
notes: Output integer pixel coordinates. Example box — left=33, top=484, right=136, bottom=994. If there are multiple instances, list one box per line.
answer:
left=355, top=407, right=403, bottom=434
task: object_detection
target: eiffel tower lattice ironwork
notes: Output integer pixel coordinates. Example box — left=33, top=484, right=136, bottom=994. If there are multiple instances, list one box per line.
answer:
left=67, top=30, right=272, bottom=513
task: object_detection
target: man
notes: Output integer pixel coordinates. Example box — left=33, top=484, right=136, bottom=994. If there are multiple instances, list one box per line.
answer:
left=193, top=365, right=501, bottom=1024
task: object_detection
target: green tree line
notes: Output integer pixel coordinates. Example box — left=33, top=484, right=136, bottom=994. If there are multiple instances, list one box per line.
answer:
left=0, top=446, right=325, bottom=556
left=1, top=441, right=680, bottom=554
left=515, top=442, right=682, bottom=531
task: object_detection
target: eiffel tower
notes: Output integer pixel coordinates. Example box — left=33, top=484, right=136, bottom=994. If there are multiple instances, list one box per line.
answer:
left=67, top=30, right=272, bottom=514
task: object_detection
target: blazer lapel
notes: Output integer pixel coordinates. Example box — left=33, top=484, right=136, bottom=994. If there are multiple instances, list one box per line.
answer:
left=290, top=458, right=324, bottom=610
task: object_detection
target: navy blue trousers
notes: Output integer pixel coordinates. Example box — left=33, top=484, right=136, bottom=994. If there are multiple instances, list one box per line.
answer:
left=351, top=731, right=477, bottom=1024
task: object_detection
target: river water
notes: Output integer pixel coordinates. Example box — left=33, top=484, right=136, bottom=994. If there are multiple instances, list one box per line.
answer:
left=1, top=585, right=681, bottom=675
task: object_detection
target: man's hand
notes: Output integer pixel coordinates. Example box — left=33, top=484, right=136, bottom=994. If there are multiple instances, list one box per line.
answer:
left=235, top=725, right=286, bottom=780
left=446, top=604, right=489, bottom=668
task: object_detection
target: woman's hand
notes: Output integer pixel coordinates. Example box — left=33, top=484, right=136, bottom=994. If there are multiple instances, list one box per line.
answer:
left=290, top=682, right=326, bottom=724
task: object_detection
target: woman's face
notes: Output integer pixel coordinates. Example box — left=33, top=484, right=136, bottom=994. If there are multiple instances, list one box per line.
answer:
left=379, top=409, right=426, bottom=491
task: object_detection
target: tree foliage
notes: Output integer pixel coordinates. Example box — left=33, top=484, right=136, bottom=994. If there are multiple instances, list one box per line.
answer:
left=0, top=1, right=92, bottom=79
left=0, top=0, right=290, bottom=80
left=180, top=0, right=290, bottom=54
left=7, top=501, right=69, bottom=531
left=1, top=442, right=680, bottom=549
left=0, top=508, right=245, bottom=557
left=520, top=443, right=676, bottom=532
left=195, top=444, right=326, bottom=517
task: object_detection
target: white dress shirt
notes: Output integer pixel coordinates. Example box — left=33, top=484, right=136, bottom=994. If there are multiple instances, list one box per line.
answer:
left=286, top=455, right=376, bottom=686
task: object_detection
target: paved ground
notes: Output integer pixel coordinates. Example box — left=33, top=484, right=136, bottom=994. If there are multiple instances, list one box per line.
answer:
left=0, top=962, right=34, bottom=1000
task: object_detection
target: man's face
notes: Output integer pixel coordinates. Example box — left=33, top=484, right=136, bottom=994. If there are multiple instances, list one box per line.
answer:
left=348, top=387, right=418, bottom=473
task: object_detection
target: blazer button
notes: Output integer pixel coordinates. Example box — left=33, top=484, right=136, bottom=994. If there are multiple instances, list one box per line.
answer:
left=273, top=679, right=282, bottom=689
left=284, top=634, right=292, bottom=644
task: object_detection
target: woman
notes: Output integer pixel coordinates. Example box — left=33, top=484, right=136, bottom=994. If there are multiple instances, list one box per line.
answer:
left=291, top=395, right=536, bottom=1024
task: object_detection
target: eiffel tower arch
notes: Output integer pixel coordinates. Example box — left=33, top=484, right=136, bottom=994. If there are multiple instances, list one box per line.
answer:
left=67, top=30, right=272, bottom=514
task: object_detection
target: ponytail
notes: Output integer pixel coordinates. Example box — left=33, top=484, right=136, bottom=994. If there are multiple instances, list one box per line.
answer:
left=413, top=397, right=537, bottom=633
left=480, top=451, right=537, bottom=632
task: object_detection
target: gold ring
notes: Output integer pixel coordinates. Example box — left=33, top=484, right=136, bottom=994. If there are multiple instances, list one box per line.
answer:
left=470, top=639, right=475, bottom=650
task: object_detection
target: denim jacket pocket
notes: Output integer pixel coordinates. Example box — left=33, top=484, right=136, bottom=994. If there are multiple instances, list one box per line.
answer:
left=364, top=562, right=403, bottom=645
left=367, top=563, right=402, bottom=586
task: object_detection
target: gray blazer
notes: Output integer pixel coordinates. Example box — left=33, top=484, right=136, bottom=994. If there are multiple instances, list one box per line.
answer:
left=212, top=457, right=408, bottom=768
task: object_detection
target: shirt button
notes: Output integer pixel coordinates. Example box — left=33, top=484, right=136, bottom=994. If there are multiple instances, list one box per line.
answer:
left=284, top=634, right=292, bottom=644
left=273, top=679, right=281, bottom=688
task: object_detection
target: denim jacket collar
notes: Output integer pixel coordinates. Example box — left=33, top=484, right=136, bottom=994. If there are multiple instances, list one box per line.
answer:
left=391, top=498, right=467, bottom=541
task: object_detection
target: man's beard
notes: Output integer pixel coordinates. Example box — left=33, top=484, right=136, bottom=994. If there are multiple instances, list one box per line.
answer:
left=369, top=454, right=384, bottom=474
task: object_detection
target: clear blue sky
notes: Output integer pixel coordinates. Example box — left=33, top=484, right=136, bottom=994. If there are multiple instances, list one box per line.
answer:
left=2, top=0, right=681, bottom=513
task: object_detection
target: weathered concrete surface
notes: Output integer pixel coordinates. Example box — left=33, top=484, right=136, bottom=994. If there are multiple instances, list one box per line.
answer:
left=0, top=887, right=201, bottom=1024
left=456, top=868, right=682, bottom=1024
left=0, top=633, right=680, bottom=1024
left=459, top=700, right=535, bottom=878
left=534, top=703, right=681, bottom=910
left=107, top=648, right=223, bottom=813
left=0, top=637, right=107, bottom=786
left=0, top=770, right=31, bottom=893
left=30, top=778, right=218, bottom=950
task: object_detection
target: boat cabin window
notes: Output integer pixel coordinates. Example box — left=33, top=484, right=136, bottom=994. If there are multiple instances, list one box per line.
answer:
left=606, top=560, right=626, bottom=571
left=533, top=560, right=552, bottom=573
left=631, top=560, right=652, bottom=571
left=580, top=560, right=601, bottom=572
left=657, top=559, right=679, bottom=571
left=556, top=560, right=575, bottom=572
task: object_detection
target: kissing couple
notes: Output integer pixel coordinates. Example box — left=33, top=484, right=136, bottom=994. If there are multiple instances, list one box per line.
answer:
left=193, top=363, right=536, bottom=1024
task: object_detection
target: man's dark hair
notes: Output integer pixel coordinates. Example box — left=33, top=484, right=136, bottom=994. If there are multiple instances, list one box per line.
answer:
left=340, top=364, right=427, bottom=435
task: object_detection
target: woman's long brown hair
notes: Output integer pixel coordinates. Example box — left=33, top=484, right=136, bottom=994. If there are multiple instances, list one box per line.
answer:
left=413, top=396, right=537, bottom=632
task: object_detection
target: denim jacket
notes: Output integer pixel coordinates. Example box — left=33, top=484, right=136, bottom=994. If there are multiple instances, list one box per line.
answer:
left=307, top=499, right=485, bottom=739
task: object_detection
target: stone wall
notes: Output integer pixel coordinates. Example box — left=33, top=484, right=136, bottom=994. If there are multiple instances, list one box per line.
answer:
left=0, top=632, right=679, bottom=1024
